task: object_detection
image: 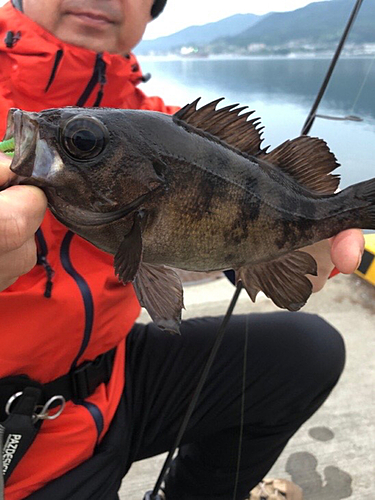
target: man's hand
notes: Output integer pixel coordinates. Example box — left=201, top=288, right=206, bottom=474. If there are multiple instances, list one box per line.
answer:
left=304, top=229, right=365, bottom=293
left=0, top=152, right=47, bottom=291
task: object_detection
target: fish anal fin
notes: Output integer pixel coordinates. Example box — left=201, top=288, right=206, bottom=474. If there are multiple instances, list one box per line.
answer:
left=236, top=250, right=318, bottom=311
left=260, top=136, right=340, bottom=194
left=114, top=212, right=144, bottom=283
left=173, top=98, right=264, bottom=156
left=133, top=263, right=184, bottom=334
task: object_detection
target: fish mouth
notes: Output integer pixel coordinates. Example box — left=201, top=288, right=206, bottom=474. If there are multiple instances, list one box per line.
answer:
left=48, top=186, right=162, bottom=228
left=9, top=109, right=73, bottom=187
left=3, top=108, right=15, bottom=141
left=7, top=109, right=39, bottom=178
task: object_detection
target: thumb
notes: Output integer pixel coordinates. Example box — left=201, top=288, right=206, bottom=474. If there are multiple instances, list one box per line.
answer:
left=330, top=229, right=365, bottom=274
left=0, top=152, right=16, bottom=187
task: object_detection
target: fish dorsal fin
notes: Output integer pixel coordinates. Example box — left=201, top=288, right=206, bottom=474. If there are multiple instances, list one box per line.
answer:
left=173, top=98, right=264, bottom=156
left=260, top=136, right=340, bottom=194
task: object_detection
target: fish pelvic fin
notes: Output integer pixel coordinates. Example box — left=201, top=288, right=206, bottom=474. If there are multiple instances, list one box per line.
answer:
left=259, top=136, right=340, bottom=194
left=133, top=263, right=184, bottom=334
left=114, top=212, right=144, bottom=283
left=173, top=98, right=264, bottom=156
left=236, top=250, right=317, bottom=312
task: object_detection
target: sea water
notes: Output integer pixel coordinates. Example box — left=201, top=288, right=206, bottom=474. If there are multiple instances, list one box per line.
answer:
left=138, top=56, right=375, bottom=189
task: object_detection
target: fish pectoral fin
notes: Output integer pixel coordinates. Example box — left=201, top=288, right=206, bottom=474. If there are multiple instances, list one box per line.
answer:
left=133, top=263, right=184, bottom=334
left=236, top=250, right=318, bottom=311
left=114, top=212, right=144, bottom=283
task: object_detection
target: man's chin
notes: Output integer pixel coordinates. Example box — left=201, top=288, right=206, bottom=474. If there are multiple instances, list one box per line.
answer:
left=54, top=23, right=121, bottom=54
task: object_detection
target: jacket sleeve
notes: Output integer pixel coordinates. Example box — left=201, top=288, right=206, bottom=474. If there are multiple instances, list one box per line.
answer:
left=131, top=86, right=180, bottom=115
left=0, top=94, right=15, bottom=139
left=127, top=54, right=180, bottom=115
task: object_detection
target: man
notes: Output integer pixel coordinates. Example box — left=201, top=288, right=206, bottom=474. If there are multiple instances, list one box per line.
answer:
left=0, top=1, right=363, bottom=499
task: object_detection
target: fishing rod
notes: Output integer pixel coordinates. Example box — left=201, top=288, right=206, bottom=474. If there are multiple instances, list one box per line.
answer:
left=143, top=1, right=366, bottom=498
left=143, top=282, right=243, bottom=500
left=301, top=0, right=365, bottom=135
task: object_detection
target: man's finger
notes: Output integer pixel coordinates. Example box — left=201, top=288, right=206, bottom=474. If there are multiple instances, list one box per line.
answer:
left=303, top=239, right=334, bottom=293
left=0, top=152, right=15, bottom=186
left=0, top=238, right=39, bottom=291
left=330, top=228, right=365, bottom=274
left=0, top=185, right=47, bottom=253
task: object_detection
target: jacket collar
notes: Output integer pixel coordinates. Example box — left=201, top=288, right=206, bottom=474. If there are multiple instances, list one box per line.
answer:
left=0, top=2, right=146, bottom=109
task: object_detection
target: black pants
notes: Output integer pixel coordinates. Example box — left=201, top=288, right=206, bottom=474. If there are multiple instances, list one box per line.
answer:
left=28, top=312, right=345, bottom=500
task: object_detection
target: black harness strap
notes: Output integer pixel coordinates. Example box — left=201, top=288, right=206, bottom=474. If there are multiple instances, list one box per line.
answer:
left=1, top=387, right=43, bottom=483
left=45, top=347, right=116, bottom=403
left=0, top=347, right=116, bottom=485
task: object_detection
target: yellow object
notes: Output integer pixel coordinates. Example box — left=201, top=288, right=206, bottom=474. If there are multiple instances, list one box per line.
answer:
left=355, top=233, right=375, bottom=285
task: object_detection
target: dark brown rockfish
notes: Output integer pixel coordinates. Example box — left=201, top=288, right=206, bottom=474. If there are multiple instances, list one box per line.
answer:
left=6, top=99, right=375, bottom=332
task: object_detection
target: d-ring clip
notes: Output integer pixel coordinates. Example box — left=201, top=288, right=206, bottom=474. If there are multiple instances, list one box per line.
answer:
left=5, top=391, right=23, bottom=416
left=5, top=392, right=66, bottom=422
left=34, top=395, right=66, bottom=421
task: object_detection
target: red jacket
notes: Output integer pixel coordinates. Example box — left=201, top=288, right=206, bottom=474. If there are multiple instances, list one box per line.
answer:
left=0, top=3, right=178, bottom=498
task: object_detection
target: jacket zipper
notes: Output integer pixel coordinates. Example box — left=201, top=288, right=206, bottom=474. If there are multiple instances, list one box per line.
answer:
left=45, top=49, right=64, bottom=93
left=60, top=231, right=104, bottom=439
left=36, top=229, right=54, bottom=298
left=76, top=53, right=107, bottom=107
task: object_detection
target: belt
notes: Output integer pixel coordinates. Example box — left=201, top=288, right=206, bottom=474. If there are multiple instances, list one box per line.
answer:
left=0, top=347, right=116, bottom=483
left=0, top=347, right=116, bottom=420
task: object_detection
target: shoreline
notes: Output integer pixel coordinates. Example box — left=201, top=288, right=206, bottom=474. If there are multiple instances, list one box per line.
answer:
left=137, top=53, right=375, bottom=62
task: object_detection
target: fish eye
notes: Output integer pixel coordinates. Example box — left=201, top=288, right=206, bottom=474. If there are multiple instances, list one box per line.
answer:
left=61, top=116, right=109, bottom=161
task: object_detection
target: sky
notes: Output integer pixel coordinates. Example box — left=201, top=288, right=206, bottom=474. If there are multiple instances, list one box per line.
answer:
left=144, top=0, right=328, bottom=39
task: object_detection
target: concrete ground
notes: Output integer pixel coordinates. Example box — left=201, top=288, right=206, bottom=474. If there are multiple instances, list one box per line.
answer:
left=120, top=273, right=375, bottom=500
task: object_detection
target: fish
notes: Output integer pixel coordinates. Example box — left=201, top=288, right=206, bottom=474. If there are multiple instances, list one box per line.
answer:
left=5, top=98, right=375, bottom=332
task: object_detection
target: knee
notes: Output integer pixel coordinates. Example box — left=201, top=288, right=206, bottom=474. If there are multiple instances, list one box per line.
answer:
left=279, top=312, right=346, bottom=390
left=245, top=311, right=346, bottom=392
left=248, top=312, right=346, bottom=426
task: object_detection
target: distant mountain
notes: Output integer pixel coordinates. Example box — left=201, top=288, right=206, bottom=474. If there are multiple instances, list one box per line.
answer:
left=217, top=0, right=375, bottom=51
left=135, top=13, right=263, bottom=55
left=136, top=0, right=375, bottom=57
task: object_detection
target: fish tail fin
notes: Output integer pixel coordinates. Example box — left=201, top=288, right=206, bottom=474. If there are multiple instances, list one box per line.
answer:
left=352, top=178, right=375, bottom=229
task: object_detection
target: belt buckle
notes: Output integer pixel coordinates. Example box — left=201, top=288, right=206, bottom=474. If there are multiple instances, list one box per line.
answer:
left=71, top=362, right=92, bottom=400
left=71, top=349, right=114, bottom=401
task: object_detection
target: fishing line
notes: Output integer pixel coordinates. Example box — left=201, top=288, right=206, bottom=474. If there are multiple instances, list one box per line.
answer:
left=301, top=0, right=365, bottom=135
left=350, top=53, right=375, bottom=116
left=144, top=4, right=366, bottom=497
left=143, top=281, right=243, bottom=500
left=232, top=314, right=249, bottom=500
